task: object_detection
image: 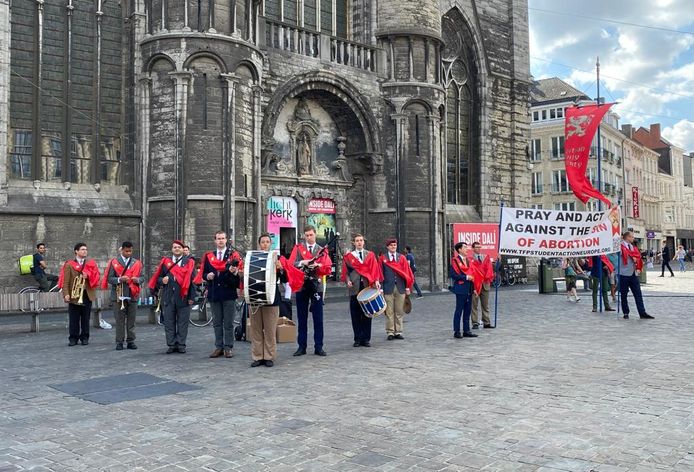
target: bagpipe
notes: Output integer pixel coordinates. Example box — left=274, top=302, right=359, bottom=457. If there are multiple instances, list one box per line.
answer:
left=300, top=233, right=339, bottom=296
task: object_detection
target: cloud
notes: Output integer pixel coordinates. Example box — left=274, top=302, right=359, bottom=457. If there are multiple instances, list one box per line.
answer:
left=663, top=120, right=694, bottom=152
left=529, top=0, right=694, bottom=131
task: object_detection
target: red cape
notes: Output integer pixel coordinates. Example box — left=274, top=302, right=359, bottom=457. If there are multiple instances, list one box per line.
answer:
left=279, top=256, right=305, bottom=293
left=57, top=259, right=100, bottom=290
left=585, top=255, right=615, bottom=273
left=148, top=257, right=196, bottom=299
left=470, top=256, right=494, bottom=294
left=341, top=251, right=383, bottom=286
left=620, top=243, right=643, bottom=271
left=289, top=244, right=332, bottom=278
left=380, top=254, right=414, bottom=290
left=452, top=255, right=482, bottom=295
left=193, top=250, right=243, bottom=285
left=100, top=258, right=143, bottom=299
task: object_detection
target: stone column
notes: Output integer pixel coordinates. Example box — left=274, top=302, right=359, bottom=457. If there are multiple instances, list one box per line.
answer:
left=168, top=71, right=192, bottom=238
left=427, top=113, right=441, bottom=289
left=138, top=76, right=152, bottom=268
left=208, top=0, right=216, bottom=33
left=32, top=0, right=45, bottom=181
left=221, top=73, right=238, bottom=239
left=391, top=113, right=407, bottom=242
left=252, top=84, right=263, bottom=239
left=0, top=0, right=11, bottom=204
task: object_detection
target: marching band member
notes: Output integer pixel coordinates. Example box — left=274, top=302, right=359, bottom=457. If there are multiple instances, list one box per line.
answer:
left=341, top=233, right=382, bottom=347
left=450, top=242, right=478, bottom=339
left=249, top=233, right=289, bottom=367
left=194, top=231, right=242, bottom=359
left=58, top=243, right=101, bottom=346
left=470, top=242, right=495, bottom=329
left=101, top=241, right=143, bottom=350
left=380, top=238, right=414, bottom=341
left=290, top=225, right=332, bottom=357
left=148, top=240, right=197, bottom=354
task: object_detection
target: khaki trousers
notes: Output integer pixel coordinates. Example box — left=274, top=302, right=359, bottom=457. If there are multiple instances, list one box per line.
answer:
left=471, top=286, right=491, bottom=326
left=384, top=287, right=405, bottom=335
left=250, top=305, right=278, bottom=361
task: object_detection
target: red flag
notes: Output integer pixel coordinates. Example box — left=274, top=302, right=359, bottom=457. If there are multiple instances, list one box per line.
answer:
left=565, top=104, right=613, bottom=207
left=341, top=252, right=383, bottom=286
left=279, top=256, right=305, bottom=293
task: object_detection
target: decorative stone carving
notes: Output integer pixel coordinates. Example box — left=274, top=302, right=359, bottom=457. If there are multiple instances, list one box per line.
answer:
left=286, top=98, right=320, bottom=177
left=332, top=136, right=351, bottom=181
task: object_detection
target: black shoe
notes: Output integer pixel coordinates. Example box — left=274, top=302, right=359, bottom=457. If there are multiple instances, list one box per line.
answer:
left=353, top=342, right=360, bottom=347
left=416, top=295, right=424, bottom=299
left=605, top=307, right=616, bottom=312
left=251, top=360, right=264, bottom=367
left=166, top=347, right=176, bottom=354
left=387, top=335, right=395, bottom=341
left=463, top=332, right=478, bottom=338
left=623, top=314, right=629, bottom=319
left=472, top=323, right=479, bottom=329
left=314, top=349, right=327, bottom=356
left=483, top=324, right=495, bottom=329
left=81, top=339, right=89, bottom=346
left=68, top=340, right=78, bottom=346
left=361, top=342, right=371, bottom=347
left=293, top=349, right=306, bottom=356
left=640, top=313, right=654, bottom=319
left=394, top=334, right=404, bottom=340
left=659, top=275, right=664, bottom=277
left=265, top=360, right=274, bottom=367
left=177, top=346, right=186, bottom=353
left=127, top=342, right=138, bottom=350
left=671, top=274, right=675, bottom=277
left=116, top=343, right=124, bottom=351
left=454, top=332, right=463, bottom=339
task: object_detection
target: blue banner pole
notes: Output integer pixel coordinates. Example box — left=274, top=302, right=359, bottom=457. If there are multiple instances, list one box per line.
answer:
left=493, top=202, right=504, bottom=327
left=596, top=57, right=604, bottom=314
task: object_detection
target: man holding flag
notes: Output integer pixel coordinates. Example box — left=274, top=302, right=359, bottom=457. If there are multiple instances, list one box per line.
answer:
left=470, top=242, right=495, bottom=329
left=619, top=231, right=654, bottom=320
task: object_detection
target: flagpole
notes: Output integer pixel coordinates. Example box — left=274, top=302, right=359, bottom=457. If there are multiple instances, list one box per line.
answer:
left=596, top=56, right=604, bottom=313
left=493, top=201, right=504, bottom=328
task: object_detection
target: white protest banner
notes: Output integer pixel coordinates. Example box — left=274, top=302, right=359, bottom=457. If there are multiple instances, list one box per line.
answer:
left=499, top=206, right=622, bottom=258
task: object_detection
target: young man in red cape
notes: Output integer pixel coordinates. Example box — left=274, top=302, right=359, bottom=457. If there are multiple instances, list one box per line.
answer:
left=289, top=225, right=332, bottom=357
left=101, top=241, right=143, bottom=350
left=470, top=242, right=496, bottom=329
left=193, top=230, right=242, bottom=359
left=449, top=242, right=477, bottom=339
left=148, top=240, right=197, bottom=353
left=341, top=233, right=383, bottom=347
left=380, top=238, right=414, bottom=341
left=58, top=242, right=101, bottom=346
left=618, top=231, right=653, bottom=320
left=586, top=255, right=616, bottom=313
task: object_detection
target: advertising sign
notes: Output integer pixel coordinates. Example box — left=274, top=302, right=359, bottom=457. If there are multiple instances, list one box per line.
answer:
left=307, top=198, right=336, bottom=246
left=266, top=197, right=298, bottom=251
left=632, top=186, right=640, bottom=219
left=452, top=223, right=499, bottom=260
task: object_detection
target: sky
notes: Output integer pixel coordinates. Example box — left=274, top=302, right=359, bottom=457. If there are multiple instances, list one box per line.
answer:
left=529, top=0, right=694, bottom=152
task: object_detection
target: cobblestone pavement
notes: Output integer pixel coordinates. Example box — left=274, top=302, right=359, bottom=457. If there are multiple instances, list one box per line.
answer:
left=1, top=276, right=694, bottom=472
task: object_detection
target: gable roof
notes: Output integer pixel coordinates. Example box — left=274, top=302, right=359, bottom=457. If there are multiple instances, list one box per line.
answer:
left=530, top=77, right=590, bottom=106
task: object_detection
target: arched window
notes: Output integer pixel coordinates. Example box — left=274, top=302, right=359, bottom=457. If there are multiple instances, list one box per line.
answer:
left=442, top=9, right=479, bottom=206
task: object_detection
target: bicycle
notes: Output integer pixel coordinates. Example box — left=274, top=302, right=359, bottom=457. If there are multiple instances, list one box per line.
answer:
left=189, top=285, right=212, bottom=327
left=19, top=281, right=60, bottom=312
left=492, top=264, right=516, bottom=288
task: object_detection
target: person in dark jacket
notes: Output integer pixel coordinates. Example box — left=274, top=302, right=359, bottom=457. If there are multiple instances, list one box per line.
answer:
left=405, top=246, right=423, bottom=298
left=449, top=242, right=477, bottom=339
left=660, top=240, right=674, bottom=277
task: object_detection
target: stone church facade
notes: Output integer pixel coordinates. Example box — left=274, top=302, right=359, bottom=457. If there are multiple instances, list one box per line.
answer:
left=0, top=0, right=530, bottom=291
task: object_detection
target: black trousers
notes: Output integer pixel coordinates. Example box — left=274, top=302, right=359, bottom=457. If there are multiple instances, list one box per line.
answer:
left=349, top=295, right=372, bottom=343
left=68, top=300, right=92, bottom=342
left=661, top=260, right=674, bottom=276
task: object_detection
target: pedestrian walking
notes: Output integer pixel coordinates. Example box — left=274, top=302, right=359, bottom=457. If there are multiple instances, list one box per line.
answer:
left=675, top=245, right=686, bottom=272
left=562, top=258, right=581, bottom=302
left=405, top=246, right=423, bottom=298
left=660, top=240, right=674, bottom=277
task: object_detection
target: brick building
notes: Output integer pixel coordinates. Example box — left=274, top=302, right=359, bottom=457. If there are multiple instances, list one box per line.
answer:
left=0, top=0, right=530, bottom=291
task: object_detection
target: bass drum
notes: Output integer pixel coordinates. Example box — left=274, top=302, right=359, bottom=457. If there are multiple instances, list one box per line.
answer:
left=244, top=250, right=278, bottom=306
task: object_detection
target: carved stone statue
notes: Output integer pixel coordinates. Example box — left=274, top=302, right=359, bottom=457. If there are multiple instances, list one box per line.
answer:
left=298, top=134, right=312, bottom=175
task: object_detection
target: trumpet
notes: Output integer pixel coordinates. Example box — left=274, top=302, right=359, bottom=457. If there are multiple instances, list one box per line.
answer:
left=154, top=294, right=162, bottom=313
left=116, top=282, right=125, bottom=310
left=71, top=273, right=86, bottom=305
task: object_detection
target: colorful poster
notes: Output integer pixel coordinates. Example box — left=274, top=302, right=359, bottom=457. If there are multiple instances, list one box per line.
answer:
left=267, top=197, right=298, bottom=251
left=499, top=207, right=622, bottom=257
left=307, top=199, right=336, bottom=246
left=632, top=186, right=640, bottom=218
left=452, top=223, right=499, bottom=260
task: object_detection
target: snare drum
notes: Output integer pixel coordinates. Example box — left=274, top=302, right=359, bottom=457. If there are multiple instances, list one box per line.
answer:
left=244, top=250, right=278, bottom=306
left=356, top=287, right=386, bottom=318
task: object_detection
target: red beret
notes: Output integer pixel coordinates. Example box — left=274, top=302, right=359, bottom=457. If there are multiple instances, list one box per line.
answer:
left=385, top=238, right=398, bottom=246
left=172, top=239, right=184, bottom=248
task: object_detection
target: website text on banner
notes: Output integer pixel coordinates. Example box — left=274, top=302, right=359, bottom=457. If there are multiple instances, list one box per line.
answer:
left=452, top=223, right=499, bottom=259
left=499, top=207, right=622, bottom=258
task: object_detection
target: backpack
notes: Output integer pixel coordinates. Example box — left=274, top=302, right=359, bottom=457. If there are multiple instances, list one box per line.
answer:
left=18, top=255, right=34, bottom=275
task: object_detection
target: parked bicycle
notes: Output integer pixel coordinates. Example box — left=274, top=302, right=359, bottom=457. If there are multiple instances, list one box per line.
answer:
left=18, top=282, right=60, bottom=312
left=493, top=264, right=516, bottom=287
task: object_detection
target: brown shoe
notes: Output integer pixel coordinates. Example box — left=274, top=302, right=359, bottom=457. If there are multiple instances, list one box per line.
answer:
left=209, top=349, right=224, bottom=358
left=224, top=349, right=234, bottom=358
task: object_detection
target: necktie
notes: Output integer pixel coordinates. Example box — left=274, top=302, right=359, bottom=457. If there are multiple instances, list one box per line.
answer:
left=478, top=255, right=482, bottom=262
left=218, top=251, right=223, bottom=260
left=359, top=251, right=363, bottom=261
left=391, top=254, right=394, bottom=262
left=309, top=245, right=314, bottom=253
